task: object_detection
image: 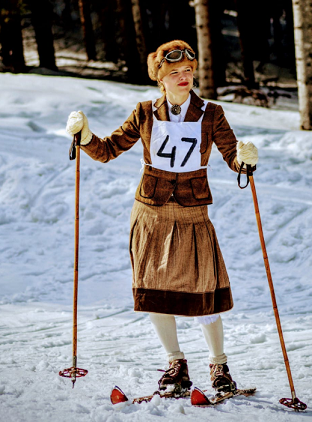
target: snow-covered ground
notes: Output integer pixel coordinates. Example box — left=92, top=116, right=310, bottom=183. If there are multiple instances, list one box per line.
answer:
left=0, top=74, right=311, bottom=421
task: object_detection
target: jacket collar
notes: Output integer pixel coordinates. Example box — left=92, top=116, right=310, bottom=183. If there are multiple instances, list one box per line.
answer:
left=153, top=90, right=205, bottom=122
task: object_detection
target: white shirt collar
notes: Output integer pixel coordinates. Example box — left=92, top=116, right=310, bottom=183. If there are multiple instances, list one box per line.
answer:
left=167, top=94, right=191, bottom=122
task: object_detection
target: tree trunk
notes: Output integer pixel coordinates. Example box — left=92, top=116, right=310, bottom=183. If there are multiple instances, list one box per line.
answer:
left=284, top=0, right=296, bottom=71
left=28, top=0, right=57, bottom=70
left=272, top=2, right=284, bottom=64
left=235, top=0, right=257, bottom=88
left=78, top=0, right=97, bottom=61
left=94, top=0, right=119, bottom=62
left=131, top=0, right=148, bottom=79
left=61, top=0, right=74, bottom=30
left=194, top=0, right=216, bottom=99
left=292, top=0, right=312, bottom=130
left=0, top=0, right=25, bottom=72
left=209, top=1, right=226, bottom=87
left=115, top=0, right=146, bottom=84
left=147, top=0, right=168, bottom=49
left=167, top=0, right=197, bottom=48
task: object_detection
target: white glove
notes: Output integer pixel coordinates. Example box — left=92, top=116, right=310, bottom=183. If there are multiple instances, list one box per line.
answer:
left=66, top=111, right=93, bottom=145
left=237, top=141, right=258, bottom=166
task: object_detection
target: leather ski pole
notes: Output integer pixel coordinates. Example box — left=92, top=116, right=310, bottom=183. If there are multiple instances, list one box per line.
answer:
left=238, top=163, right=306, bottom=411
left=59, top=132, right=88, bottom=387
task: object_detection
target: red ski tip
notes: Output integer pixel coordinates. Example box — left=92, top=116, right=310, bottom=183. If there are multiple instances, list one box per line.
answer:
left=191, top=387, right=211, bottom=406
left=110, top=386, right=129, bottom=404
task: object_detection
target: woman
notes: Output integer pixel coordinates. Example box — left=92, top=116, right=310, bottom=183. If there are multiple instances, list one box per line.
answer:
left=66, top=40, right=258, bottom=395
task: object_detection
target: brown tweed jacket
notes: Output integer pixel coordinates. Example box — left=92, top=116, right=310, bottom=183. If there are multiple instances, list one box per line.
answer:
left=81, top=90, right=241, bottom=206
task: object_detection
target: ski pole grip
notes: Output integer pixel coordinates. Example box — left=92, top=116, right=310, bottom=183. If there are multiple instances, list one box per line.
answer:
left=69, top=132, right=81, bottom=160
left=75, top=132, right=81, bottom=146
left=237, top=162, right=255, bottom=189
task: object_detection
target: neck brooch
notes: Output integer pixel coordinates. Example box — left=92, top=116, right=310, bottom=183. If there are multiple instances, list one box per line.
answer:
left=171, top=104, right=181, bottom=115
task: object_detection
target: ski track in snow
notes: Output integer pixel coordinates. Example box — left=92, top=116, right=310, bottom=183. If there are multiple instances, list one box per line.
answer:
left=0, top=74, right=311, bottom=421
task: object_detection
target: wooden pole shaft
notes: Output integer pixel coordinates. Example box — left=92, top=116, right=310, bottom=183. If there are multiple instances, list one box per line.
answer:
left=73, top=135, right=80, bottom=360
left=249, top=175, right=296, bottom=397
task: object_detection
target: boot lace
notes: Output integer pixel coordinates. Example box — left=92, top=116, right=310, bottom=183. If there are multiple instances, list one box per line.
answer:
left=210, top=364, right=225, bottom=379
left=158, top=361, right=182, bottom=380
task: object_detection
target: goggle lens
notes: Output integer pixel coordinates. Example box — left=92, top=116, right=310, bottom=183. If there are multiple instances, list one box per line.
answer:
left=159, top=49, right=196, bottom=68
left=166, top=50, right=183, bottom=61
left=185, top=49, right=196, bottom=60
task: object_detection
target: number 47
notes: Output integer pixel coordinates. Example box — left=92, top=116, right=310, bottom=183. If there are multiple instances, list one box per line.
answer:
left=157, top=136, right=197, bottom=168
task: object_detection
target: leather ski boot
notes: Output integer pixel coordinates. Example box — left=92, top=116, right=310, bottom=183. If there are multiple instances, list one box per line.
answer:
left=209, top=363, right=237, bottom=393
left=158, top=359, right=193, bottom=393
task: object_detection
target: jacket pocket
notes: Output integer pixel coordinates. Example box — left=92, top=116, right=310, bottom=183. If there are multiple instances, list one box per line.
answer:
left=140, top=174, right=158, bottom=198
left=190, top=176, right=210, bottom=200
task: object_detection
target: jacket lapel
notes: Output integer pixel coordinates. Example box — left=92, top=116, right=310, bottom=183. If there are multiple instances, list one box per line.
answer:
left=184, top=90, right=205, bottom=122
left=153, top=95, right=170, bottom=121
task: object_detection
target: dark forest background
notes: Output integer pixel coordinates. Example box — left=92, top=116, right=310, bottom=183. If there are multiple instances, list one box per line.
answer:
left=0, top=0, right=297, bottom=105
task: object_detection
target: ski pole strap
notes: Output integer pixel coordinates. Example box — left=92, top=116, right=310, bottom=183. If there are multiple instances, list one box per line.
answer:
left=69, top=132, right=81, bottom=160
left=237, top=162, right=255, bottom=189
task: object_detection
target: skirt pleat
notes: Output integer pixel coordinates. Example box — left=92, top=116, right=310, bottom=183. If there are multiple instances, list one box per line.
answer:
left=129, top=199, right=233, bottom=316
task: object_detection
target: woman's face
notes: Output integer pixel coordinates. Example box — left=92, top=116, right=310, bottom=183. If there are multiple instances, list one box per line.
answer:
left=160, top=64, right=193, bottom=97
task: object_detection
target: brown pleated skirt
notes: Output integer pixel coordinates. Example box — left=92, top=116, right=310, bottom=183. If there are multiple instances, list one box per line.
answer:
left=129, top=198, right=233, bottom=316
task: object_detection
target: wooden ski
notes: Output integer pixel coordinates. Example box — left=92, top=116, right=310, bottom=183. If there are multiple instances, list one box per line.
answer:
left=110, top=385, right=256, bottom=406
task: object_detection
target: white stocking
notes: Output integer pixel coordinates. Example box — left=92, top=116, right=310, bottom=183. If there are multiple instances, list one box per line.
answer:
left=149, top=313, right=185, bottom=362
left=201, top=316, right=227, bottom=364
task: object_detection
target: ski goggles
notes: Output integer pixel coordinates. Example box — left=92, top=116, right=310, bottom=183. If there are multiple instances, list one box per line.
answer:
left=158, top=49, right=196, bottom=68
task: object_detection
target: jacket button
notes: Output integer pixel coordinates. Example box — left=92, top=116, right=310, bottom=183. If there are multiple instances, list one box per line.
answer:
left=169, top=180, right=176, bottom=185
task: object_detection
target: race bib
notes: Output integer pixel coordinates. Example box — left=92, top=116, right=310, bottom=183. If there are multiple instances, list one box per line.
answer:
left=150, top=101, right=207, bottom=173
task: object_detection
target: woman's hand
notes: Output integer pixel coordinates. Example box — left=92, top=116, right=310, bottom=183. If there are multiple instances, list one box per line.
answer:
left=66, top=111, right=93, bottom=145
left=237, top=141, right=258, bottom=166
